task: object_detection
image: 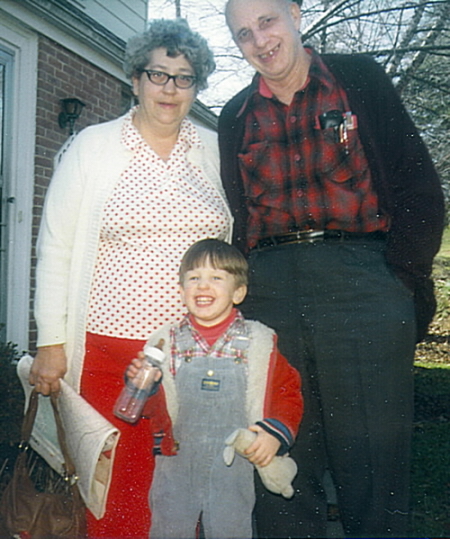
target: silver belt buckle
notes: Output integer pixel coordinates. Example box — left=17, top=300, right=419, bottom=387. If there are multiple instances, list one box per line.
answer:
left=301, top=230, right=325, bottom=243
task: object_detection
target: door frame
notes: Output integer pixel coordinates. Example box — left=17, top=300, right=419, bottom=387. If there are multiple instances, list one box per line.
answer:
left=0, top=14, right=37, bottom=351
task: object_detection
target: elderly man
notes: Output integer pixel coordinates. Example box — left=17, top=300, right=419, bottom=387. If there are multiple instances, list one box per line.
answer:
left=218, top=0, right=444, bottom=537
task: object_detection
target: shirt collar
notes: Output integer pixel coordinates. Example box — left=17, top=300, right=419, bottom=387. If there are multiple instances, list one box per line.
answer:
left=121, top=105, right=202, bottom=152
left=237, top=47, right=334, bottom=117
left=121, top=106, right=142, bottom=150
left=180, top=309, right=245, bottom=336
left=307, top=47, right=336, bottom=93
left=178, top=117, right=203, bottom=151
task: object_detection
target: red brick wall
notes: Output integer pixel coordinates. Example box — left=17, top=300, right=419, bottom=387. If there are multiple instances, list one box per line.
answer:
left=29, top=36, right=133, bottom=350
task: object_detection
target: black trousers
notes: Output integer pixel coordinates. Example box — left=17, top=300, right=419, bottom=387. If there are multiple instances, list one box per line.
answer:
left=242, top=240, right=416, bottom=538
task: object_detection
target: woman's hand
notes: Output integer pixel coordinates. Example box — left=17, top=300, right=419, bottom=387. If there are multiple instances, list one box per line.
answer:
left=244, top=425, right=281, bottom=467
left=29, top=344, right=67, bottom=395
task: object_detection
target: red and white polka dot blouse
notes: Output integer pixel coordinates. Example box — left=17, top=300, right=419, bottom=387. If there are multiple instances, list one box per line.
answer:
left=86, top=112, right=230, bottom=340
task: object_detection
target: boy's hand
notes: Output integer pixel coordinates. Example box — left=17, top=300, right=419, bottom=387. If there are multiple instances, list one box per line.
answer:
left=125, top=352, right=163, bottom=382
left=244, top=425, right=281, bottom=467
left=126, top=352, right=146, bottom=379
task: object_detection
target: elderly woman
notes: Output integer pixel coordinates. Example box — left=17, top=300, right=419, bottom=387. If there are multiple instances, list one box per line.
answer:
left=29, top=19, right=232, bottom=538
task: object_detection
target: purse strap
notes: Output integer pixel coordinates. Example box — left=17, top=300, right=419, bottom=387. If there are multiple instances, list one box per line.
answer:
left=21, top=389, right=77, bottom=481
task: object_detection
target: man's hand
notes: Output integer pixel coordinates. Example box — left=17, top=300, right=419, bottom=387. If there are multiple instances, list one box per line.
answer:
left=29, top=344, right=67, bottom=395
left=244, top=424, right=281, bottom=467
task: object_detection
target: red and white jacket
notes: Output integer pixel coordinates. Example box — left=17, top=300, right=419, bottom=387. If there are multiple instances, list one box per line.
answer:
left=142, top=316, right=303, bottom=456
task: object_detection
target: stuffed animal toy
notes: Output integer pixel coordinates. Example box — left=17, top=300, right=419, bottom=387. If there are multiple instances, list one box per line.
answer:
left=223, top=428, right=297, bottom=498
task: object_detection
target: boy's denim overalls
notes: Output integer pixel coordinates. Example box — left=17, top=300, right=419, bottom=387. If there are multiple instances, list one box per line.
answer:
left=149, top=321, right=255, bottom=539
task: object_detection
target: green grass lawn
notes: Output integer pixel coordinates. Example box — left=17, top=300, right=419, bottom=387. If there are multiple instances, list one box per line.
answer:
left=438, top=227, right=450, bottom=259
left=410, top=230, right=450, bottom=537
left=411, top=421, right=450, bottom=537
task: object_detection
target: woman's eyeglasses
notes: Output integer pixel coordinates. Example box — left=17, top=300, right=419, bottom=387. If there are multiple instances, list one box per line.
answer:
left=141, top=69, right=197, bottom=89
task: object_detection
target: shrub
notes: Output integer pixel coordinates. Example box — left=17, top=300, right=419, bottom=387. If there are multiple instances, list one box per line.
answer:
left=0, top=341, right=25, bottom=446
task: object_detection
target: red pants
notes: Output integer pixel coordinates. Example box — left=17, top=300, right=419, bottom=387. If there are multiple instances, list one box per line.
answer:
left=81, top=332, right=154, bottom=538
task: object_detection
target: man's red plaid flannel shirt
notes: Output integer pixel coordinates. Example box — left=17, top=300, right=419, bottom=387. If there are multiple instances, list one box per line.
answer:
left=239, top=48, right=390, bottom=249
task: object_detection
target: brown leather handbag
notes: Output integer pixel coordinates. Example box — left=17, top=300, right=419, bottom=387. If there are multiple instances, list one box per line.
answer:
left=0, top=389, right=86, bottom=538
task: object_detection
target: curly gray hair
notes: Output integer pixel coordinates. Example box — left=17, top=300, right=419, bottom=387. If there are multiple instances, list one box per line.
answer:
left=123, top=18, right=215, bottom=92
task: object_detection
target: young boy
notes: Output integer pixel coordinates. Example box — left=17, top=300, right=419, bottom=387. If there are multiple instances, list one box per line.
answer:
left=127, top=239, right=303, bottom=539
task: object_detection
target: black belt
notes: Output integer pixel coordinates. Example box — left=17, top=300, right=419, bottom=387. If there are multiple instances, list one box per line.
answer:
left=253, top=230, right=387, bottom=251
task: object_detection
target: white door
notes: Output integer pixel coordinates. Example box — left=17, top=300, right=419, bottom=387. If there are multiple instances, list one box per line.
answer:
left=0, top=19, right=37, bottom=351
left=0, top=48, right=13, bottom=342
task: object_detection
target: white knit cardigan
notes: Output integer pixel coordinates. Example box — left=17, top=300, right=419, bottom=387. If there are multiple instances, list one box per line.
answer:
left=34, top=114, right=233, bottom=392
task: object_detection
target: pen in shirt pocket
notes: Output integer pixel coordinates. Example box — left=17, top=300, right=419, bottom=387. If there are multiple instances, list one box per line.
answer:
left=316, top=110, right=358, bottom=153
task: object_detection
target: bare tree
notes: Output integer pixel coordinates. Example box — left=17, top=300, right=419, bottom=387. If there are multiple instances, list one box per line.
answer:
left=394, top=0, right=450, bottom=94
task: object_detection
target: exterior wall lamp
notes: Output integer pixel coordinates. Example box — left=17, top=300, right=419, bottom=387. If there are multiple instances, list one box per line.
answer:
left=58, top=97, right=85, bottom=135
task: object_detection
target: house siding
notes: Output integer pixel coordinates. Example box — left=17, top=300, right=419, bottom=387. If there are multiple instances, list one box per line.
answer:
left=76, top=0, right=148, bottom=41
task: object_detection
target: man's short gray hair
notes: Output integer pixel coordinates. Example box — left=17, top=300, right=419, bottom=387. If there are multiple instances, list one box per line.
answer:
left=225, top=0, right=303, bottom=24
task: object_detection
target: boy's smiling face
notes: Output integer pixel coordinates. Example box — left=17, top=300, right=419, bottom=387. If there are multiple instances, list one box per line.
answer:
left=180, top=261, right=247, bottom=327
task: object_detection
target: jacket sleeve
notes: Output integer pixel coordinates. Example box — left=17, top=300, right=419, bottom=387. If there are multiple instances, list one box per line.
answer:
left=34, top=117, right=129, bottom=348
left=369, top=58, right=444, bottom=341
left=142, top=386, right=177, bottom=456
left=325, top=54, right=445, bottom=341
left=260, top=342, right=303, bottom=453
left=34, top=132, right=88, bottom=346
left=218, top=87, right=251, bottom=253
left=191, top=123, right=233, bottom=244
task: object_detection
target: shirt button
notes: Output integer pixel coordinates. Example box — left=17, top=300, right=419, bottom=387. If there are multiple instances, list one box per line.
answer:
left=297, top=190, right=303, bottom=198
left=207, top=370, right=214, bottom=377
left=294, top=154, right=301, bottom=162
left=290, top=116, right=297, bottom=123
